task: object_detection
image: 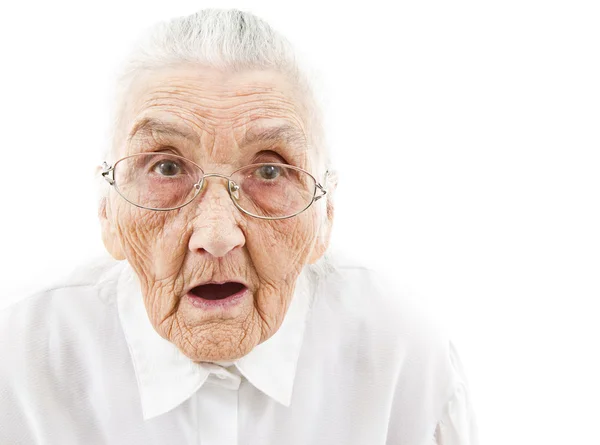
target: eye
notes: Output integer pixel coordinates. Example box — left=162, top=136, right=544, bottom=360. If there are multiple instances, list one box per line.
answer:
left=257, top=164, right=281, bottom=180
left=153, top=159, right=182, bottom=176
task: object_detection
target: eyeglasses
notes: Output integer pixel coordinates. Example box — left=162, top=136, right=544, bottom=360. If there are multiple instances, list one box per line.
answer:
left=101, top=152, right=328, bottom=220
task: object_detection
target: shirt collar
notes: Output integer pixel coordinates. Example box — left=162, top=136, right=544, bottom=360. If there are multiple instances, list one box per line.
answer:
left=116, top=261, right=314, bottom=420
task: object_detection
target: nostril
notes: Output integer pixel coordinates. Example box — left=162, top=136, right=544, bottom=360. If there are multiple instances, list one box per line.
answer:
left=188, top=219, right=246, bottom=257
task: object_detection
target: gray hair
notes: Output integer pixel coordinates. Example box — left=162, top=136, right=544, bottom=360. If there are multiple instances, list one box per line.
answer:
left=100, top=8, right=338, bottom=279
left=107, top=9, right=330, bottom=174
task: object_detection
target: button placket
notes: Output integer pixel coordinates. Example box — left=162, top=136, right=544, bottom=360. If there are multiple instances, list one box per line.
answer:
left=196, top=382, right=239, bottom=445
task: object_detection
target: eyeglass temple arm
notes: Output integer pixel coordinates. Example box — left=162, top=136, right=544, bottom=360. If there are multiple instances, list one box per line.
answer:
left=314, top=170, right=329, bottom=201
left=101, top=161, right=115, bottom=185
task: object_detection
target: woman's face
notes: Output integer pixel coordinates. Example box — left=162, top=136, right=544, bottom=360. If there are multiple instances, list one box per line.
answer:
left=101, top=66, right=330, bottom=362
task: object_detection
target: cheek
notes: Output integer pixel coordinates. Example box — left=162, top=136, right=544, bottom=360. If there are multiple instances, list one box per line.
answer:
left=115, top=204, right=189, bottom=277
left=245, top=211, right=318, bottom=279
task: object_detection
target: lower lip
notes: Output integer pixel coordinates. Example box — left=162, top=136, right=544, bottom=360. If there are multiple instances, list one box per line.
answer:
left=186, top=287, right=249, bottom=310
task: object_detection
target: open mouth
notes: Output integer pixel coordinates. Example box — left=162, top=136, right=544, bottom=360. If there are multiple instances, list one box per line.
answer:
left=190, top=282, right=247, bottom=300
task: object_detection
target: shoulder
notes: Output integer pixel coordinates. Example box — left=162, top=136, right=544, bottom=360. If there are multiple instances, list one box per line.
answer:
left=1, top=254, right=125, bottom=319
left=0, top=255, right=127, bottom=370
left=308, top=250, right=460, bottom=436
left=0, top=256, right=133, bottom=439
left=309, top=249, right=455, bottom=370
left=315, top=250, right=451, bottom=341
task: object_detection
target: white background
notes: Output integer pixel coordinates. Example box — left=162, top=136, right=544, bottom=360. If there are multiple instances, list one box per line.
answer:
left=0, top=1, right=599, bottom=444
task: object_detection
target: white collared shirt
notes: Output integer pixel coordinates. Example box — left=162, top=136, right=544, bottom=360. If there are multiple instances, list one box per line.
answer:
left=0, top=254, right=478, bottom=444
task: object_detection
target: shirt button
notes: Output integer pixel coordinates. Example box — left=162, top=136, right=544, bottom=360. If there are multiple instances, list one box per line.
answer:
left=215, top=373, right=227, bottom=380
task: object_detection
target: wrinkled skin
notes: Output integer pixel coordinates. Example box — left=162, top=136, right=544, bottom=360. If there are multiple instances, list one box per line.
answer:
left=100, top=66, right=333, bottom=362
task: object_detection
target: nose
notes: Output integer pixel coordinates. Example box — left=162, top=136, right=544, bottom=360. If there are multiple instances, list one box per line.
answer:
left=187, top=177, right=245, bottom=258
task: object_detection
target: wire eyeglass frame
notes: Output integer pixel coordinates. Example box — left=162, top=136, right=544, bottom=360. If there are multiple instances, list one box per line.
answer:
left=101, top=152, right=328, bottom=220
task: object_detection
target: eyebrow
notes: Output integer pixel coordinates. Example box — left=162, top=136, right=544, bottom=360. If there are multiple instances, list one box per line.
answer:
left=239, top=124, right=307, bottom=148
left=127, top=118, right=196, bottom=143
left=127, top=117, right=307, bottom=149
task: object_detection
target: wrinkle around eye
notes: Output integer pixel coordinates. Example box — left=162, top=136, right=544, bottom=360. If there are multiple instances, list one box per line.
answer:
left=131, top=143, right=186, bottom=158
left=251, top=144, right=308, bottom=166
left=252, top=149, right=290, bottom=165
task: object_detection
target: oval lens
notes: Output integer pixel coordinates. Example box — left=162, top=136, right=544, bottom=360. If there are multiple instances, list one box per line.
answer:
left=232, top=163, right=316, bottom=218
left=113, top=153, right=202, bottom=210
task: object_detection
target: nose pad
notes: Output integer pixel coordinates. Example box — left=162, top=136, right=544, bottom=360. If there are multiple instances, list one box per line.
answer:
left=195, top=177, right=239, bottom=202
left=229, top=181, right=240, bottom=201
left=188, top=178, right=245, bottom=258
left=196, top=176, right=234, bottom=207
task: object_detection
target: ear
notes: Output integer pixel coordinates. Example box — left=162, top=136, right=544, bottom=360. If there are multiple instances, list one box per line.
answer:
left=308, top=172, right=337, bottom=265
left=99, top=197, right=126, bottom=260
left=307, top=201, right=334, bottom=264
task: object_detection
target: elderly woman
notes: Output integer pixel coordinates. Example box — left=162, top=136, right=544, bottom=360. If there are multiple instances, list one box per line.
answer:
left=0, top=9, right=478, bottom=445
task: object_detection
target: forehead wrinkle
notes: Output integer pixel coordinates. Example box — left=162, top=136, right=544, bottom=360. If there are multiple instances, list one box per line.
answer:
left=133, top=72, right=304, bottom=126
left=126, top=72, right=312, bottom=166
left=199, top=130, right=232, bottom=164
left=148, top=73, right=288, bottom=97
left=147, top=81, right=294, bottom=105
left=127, top=113, right=309, bottom=165
left=143, top=81, right=300, bottom=122
left=137, top=100, right=300, bottom=144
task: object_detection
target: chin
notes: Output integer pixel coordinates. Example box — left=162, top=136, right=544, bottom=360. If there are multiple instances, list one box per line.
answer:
left=168, top=315, right=262, bottom=362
